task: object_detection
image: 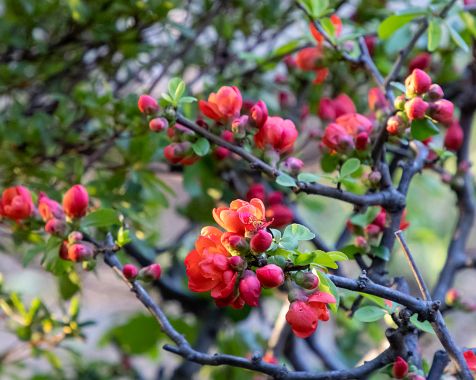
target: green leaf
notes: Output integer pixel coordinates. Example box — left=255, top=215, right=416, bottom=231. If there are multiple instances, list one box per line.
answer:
left=461, top=12, right=476, bottom=39
left=192, top=138, right=210, bottom=156
left=161, top=93, right=174, bottom=104
left=116, top=227, right=132, bottom=247
left=81, top=208, right=120, bottom=228
left=168, top=77, right=182, bottom=98
left=270, top=228, right=282, bottom=241
left=284, top=224, right=315, bottom=241
left=378, top=14, right=422, bottom=40
left=446, top=22, right=469, bottom=53
left=350, top=207, right=380, bottom=227
left=411, top=118, right=440, bottom=141
left=358, top=293, right=387, bottom=309
left=273, top=40, right=301, bottom=57
left=294, top=250, right=347, bottom=269
left=340, top=158, right=361, bottom=178
left=321, top=153, right=340, bottom=173
left=311, top=0, right=329, bottom=18
left=428, top=19, right=442, bottom=52
left=410, top=314, right=435, bottom=334
left=297, top=172, right=320, bottom=183
left=174, top=80, right=185, bottom=100
left=276, top=173, right=296, bottom=188
left=321, top=17, right=335, bottom=43
left=178, top=96, right=197, bottom=104
left=354, top=306, right=387, bottom=322
left=371, top=245, right=390, bottom=261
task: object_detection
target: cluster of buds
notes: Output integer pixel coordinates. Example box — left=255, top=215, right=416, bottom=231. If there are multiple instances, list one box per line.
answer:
left=184, top=197, right=335, bottom=338
left=387, top=69, right=455, bottom=138
left=60, top=231, right=96, bottom=262
left=122, top=263, right=162, bottom=282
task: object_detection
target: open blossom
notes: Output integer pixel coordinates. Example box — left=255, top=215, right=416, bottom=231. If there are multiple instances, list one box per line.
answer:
left=254, top=116, right=298, bottom=153
left=286, top=292, right=336, bottom=338
left=318, top=94, right=356, bottom=121
left=0, top=186, right=34, bottom=221
left=199, top=86, right=242, bottom=122
left=213, top=198, right=268, bottom=235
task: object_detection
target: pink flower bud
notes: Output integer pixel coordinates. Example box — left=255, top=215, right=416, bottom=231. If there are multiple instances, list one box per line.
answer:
left=250, top=100, right=268, bottom=129
left=294, top=271, right=319, bottom=290
left=250, top=229, right=273, bottom=253
left=214, top=146, right=230, bottom=159
left=355, top=132, right=369, bottom=151
left=445, top=288, right=460, bottom=305
left=138, top=95, right=159, bottom=114
left=365, top=223, right=381, bottom=236
left=256, top=264, right=284, bottom=288
left=68, top=242, right=95, bottom=262
left=429, top=99, right=454, bottom=125
left=246, top=184, right=266, bottom=202
left=444, top=121, right=464, bottom=151
left=68, top=231, right=83, bottom=244
left=239, top=270, right=261, bottom=307
left=409, top=52, right=431, bottom=72
left=404, top=97, right=429, bottom=121
left=45, top=218, right=66, bottom=236
left=392, top=356, right=408, bottom=379
left=427, top=84, right=444, bottom=100
left=229, top=256, right=245, bottom=271
left=38, top=192, right=64, bottom=222
left=139, top=263, right=162, bottom=282
left=222, top=232, right=249, bottom=255
left=386, top=114, right=407, bottom=135
left=149, top=117, right=168, bottom=132
left=62, top=185, right=89, bottom=219
left=282, top=157, right=304, bottom=175
left=355, top=236, right=368, bottom=249
left=405, top=69, right=432, bottom=96
left=368, top=171, right=382, bottom=186
left=123, top=264, right=139, bottom=280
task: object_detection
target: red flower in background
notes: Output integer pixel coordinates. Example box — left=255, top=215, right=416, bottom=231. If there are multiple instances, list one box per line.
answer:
left=0, top=186, right=34, bottom=221
left=199, top=86, right=242, bottom=122
left=318, top=94, right=356, bottom=121
left=254, top=116, right=298, bottom=153
left=309, top=16, right=342, bottom=44
left=463, top=350, right=476, bottom=371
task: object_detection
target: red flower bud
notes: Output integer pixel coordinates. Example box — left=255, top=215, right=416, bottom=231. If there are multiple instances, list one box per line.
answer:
left=214, top=147, right=230, bottom=159
left=463, top=350, right=476, bottom=371
left=267, top=191, right=283, bottom=205
left=392, top=356, right=409, bottom=379
left=355, top=236, right=368, bottom=249
left=267, top=204, right=293, bottom=228
left=45, top=218, right=66, bottom=236
left=0, top=186, right=34, bottom=221
left=123, top=264, right=139, bottom=280
left=239, top=270, right=261, bottom=307
left=405, top=69, right=432, bottom=96
left=164, top=142, right=198, bottom=166
left=294, top=271, right=319, bottom=290
left=59, top=240, right=70, bottom=261
left=445, top=288, right=460, bottom=305
left=404, top=97, right=429, bottom=121
left=68, top=242, right=95, bottom=262
left=444, top=121, right=464, bottom=151
left=364, top=35, right=376, bottom=56
left=246, top=184, right=266, bottom=202
left=429, top=99, right=454, bottom=125
left=409, top=52, right=431, bottom=73
left=250, top=100, right=268, bottom=129
left=256, top=264, right=284, bottom=288
left=139, top=263, right=162, bottom=282
left=149, top=117, right=168, bottom=132
left=250, top=229, right=273, bottom=253
left=138, top=95, right=159, bottom=114
left=228, top=256, right=245, bottom=271
left=386, top=115, right=407, bottom=135
left=62, top=185, right=89, bottom=219
left=365, top=223, right=381, bottom=236
left=282, top=157, right=304, bottom=175
left=427, top=84, right=444, bottom=101
left=355, top=132, right=369, bottom=151
left=68, top=231, right=83, bottom=244
left=222, top=232, right=249, bottom=255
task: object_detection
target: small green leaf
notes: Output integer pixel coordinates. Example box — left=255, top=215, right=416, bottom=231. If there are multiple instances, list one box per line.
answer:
left=378, top=14, right=422, bottom=40
left=446, top=22, right=469, bottom=53
left=321, top=17, right=336, bottom=43
left=411, top=118, right=440, bottom=141
left=354, top=306, right=387, bottom=322
left=82, top=209, right=120, bottom=228
left=350, top=207, right=380, bottom=227
left=283, top=224, right=315, bottom=241
left=168, top=77, right=182, bottom=97
left=178, top=96, right=197, bottom=104
left=192, top=138, right=210, bottom=156
left=428, top=19, right=442, bottom=52
left=297, top=172, right=320, bottom=183
left=270, top=228, right=282, bottom=241
left=116, top=227, right=132, bottom=247
left=340, top=158, right=361, bottom=178
left=276, top=173, right=296, bottom=188
left=161, top=93, right=174, bottom=104
left=371, top=245, right=390, bottom=261
left=174, top=80, right=185, bottom=100
left=321, top=153, right=340, bottom=173
left=410, top=314, right=435, bottom=334
left=311, top=0, right=329, bottom=18
left=314, top=270, right=339, bottom=312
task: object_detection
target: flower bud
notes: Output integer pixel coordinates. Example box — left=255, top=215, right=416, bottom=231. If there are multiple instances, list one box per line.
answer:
left=246, top=184, right=266, bottom=202
left=444, top=121, right=464, bottom=151
left=38, top=192, right=64, bottom=222
left=355, top=236, right=368, bottom=249
left=250, top=100, right=268, bottom=129
left=138, top=263, right=162, bottom=282
left=229, top=256, right=246, bottom=271
left=250, top=229, right=273, bottom=253
left=368, top=171, right=382, bottom=186
left=282, top=157, right=304, bottom=175
left=149, top=117, right=168, bottom=132
left=231, top=115, right=249, bottom=138
left=123, top=264, right=139, bottom=280
left=68, top=242, right=95, bottom=262
left=214, top=147, right=230, bottom=159
left=68, top=231, right=83, bottom=244
left=45, top=218, right=66, bottom=236
left=392, top=356, right=408, bottom=379
left=267, top=204, right=293, bottom=228
left=386, top=114, right=407, bottom=135
left=427, top=84, right=444, bottom=101
left=404, top=97, right=429, bottom=121
left=59, top=240, right=70, bottom=261
left=267, top=191, right=283, bottom=205
left=163, top=142, right=198, bottom=166
left=239, top=270, right=261, bottom=307
left=138, top=95, right=159, bottom=115
left=256, top=264, right=285, bottom=288
left=0, top=186, right=34, bottom=221
left=222, top=232, right=249, bottom=255
left=62, top=184, right=89, bottom=219
left=287, top=287, right=308, bottom=303
left=429, top=99, right=454, bottom=125
left=365, top=223, right=381, bottom=236
left=355, top=132, right=369, bottom=151
left=294, top=271, right=319, bottom=290
left=409, top=52, right=431, bottom=72
left=405, top=69, right=432, bottom=96
left=394, top=95, right=406, bottom=111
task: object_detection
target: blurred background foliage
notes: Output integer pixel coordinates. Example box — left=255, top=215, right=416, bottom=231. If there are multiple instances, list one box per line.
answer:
left=0, top=0, right=476, bottom=379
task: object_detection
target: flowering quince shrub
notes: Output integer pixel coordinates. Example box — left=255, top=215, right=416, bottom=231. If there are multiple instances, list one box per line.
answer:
left=3, top=1, right=476, bottom=380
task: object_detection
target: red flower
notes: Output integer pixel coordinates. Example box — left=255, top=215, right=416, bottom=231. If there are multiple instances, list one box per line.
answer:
left=0, top=186, right=34, bottom=221
left=295, top=47, right=323, bottom=71
left=318, top=94, right=356, bottom=121
left=246, top=184, right=266, bottom=202
left=254, top=116, right=298, bottom=153
left=213, top=198, right=268, bottom=235
left=368, top=88, right=388, bottom=112
left=138, top=95, right=159, bottom=114
left=322, top=123, right=354, bottom=153
left=463, top=350, right=476, bottom=371
left=250, top=100, right=268, bottom=129
left=286, top=291, right=336, bottom=338
left=62, top=184, right=89, bottom=219
left=38, top=192, right=64, bottom=222
left=405, top=69, right=432, bottom=95
left=409, top=52, right=431, bottom=73
left=199, top=86, right=242, bottom=122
